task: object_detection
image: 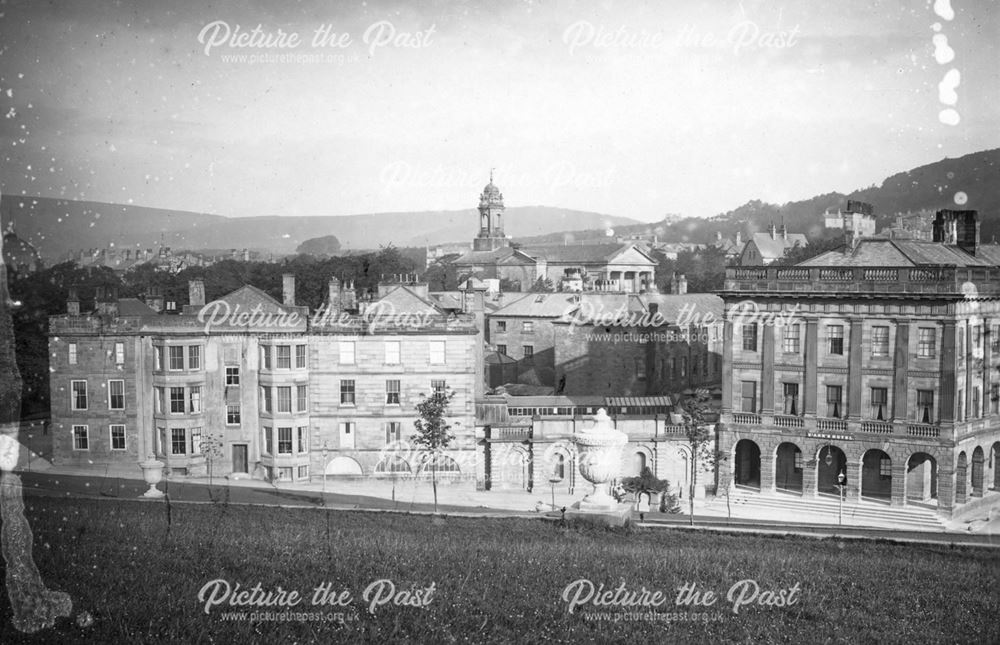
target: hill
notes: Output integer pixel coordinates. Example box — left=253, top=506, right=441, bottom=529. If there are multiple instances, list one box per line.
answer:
left=0, top=197, right=640, bottom=262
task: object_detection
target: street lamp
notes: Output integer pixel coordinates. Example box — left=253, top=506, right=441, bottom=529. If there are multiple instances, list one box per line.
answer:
left=321, top=445, right=329, bottom=499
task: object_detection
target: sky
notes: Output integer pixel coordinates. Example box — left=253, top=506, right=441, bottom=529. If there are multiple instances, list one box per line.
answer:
left=0, top=0, right=997, bottom=222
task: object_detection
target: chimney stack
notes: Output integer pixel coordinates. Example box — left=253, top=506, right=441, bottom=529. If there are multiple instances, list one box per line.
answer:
left=670, top=273, right=678, bottom=295
left=189, top=279, right=206, bottom=307
left=95, top=285, right=118, bottom=317
left=678, top=274, right=687, bottom=295
left=327, top=277, right=342, bottom=313
left=67, top=287, right=80, bottom=316
left=768, top=223, right=776, bottom=240
left=282, top=273, right=296, bottom=306
left=934, top=209, right=979, bottom=255
left=342, top=281, right=357, bottom=312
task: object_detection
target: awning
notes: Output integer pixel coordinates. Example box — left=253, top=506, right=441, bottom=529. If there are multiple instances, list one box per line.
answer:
left=604, top=396, right=673, bottom=408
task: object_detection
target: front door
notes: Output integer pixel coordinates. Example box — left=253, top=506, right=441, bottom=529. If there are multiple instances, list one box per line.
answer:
left=232, top=444, right=248, bottom=473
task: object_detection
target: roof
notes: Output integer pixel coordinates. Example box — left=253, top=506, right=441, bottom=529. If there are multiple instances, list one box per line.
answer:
left=605, top=395, right=673, bottom=407
left=451, top=247, right=516, bottom=266
left=116, top=298, right=158, bottom=317
left=491, top=293, right=584, bottom=318
left=797, top=239, right=997, bottom=268
left=520, top=243, right=656, bottom=265
left=746, top=232, right=808, bottom=260
left=490, top=292, right=724, bottom=324
left=374, top=285, right=443, bottom=315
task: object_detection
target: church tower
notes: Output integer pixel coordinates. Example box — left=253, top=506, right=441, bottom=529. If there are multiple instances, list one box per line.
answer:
left=473, top=170, right=508, bottom=252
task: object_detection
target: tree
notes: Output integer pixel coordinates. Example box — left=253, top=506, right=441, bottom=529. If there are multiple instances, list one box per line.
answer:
left=295, top=235, right=341, bottom=257
left=411, top=387, right=457, bottom=514
left=676, top=390, right=727, bottom=526
left=620, top=466, right=670, bottom=508
left=529, top=276, right=554, bottom=293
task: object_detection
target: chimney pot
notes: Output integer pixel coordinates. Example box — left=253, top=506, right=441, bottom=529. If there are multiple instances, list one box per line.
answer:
left=189, top=279, right=206, bottom=307
left=282, top=273, right=296, bottom=306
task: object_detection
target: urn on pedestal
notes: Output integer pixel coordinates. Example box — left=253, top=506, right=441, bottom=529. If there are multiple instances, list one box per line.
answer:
left=138, top=454, right=165, bottom=498
left=568, top=408, right=632, bottom=524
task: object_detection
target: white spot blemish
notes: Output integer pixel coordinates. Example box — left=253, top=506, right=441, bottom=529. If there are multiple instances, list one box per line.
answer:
left=932, top=34, right=955, bottom=64
left=954, top=191, right=968, bottom=205
left=939, top=108, right=961, bottom=125
left=938, top=68, right=960, bottom=105
left=934, top=0, right=955, bottom=21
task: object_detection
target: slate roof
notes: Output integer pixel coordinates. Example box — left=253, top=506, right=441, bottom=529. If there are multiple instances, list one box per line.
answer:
left=451, top=247, right=516, bottom=266
left=116, top=298, right=158, bottom=317
left=490, top=292, right=723, bottom=324
left=798, top=239, right=998, bottom=268
left=520, top=243, right=656, bottom=264
left=747, top=232, right=808, bottom=260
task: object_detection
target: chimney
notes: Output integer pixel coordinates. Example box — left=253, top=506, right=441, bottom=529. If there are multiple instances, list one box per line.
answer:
left=934, top=209, right=979, bottom=255
left=735, top=231, right=742, bottom=246
left=143, top=286, right=164, bottom=313
left=189, top=279, right=205, bottom=307
left=716, top=231, right=722, bottom=242
left=342, top=281, right=357, bottom=312
left=67, top=287, right=80, bottom=316
left=780, top=225, right=788, bottom=241
left=461, top=279, right=488, bottom=399
left=409, top=282, right=429, bottom=299
left=95, top=285, right=118, bottom=317
left=678, top=274, right=687, bottom=295
left=670, top=273, right=678, bottom=295
left=282, top=273, right=296, bottom=306
left=768, top=223, right=777, bottom=240
left=327, top=277, right=342, bottom=313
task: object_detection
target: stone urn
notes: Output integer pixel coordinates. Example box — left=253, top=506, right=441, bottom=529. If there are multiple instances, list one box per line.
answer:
left=138, top=454, right=165, bottom=498
left=573, top=408, right=628, bottom=512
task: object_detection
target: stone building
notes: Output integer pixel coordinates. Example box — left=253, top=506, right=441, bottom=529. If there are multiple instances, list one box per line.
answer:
left=49, top=275, right=485, bottom=482
left=739, top=224, right=808, bottom=265
left=718, top=209, right=1000, bottom=517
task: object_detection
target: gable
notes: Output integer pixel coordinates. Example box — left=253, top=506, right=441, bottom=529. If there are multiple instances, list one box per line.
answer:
left=605, top=245, right=658, bottom=266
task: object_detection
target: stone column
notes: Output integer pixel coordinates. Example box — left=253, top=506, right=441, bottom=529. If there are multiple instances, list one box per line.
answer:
left=802, top=459, right=818, bottom=498
left=890, top=461, right=907, bottom=507
left=760, top=451, right=776, bottom=495
left=940, top=322, right=957, bottom=424
left=938, top=467, right=955, bottom=515
left=761, top=323, right=775, bottom=415
left=804, top=320, right=818, bottom=416
left=848, top=318, right=863, bottom=420
left=722, top=318, right=734, bottom=414
left=849, top=459, right=862, bottom=502
left=893, top=321, right=910, bottom=421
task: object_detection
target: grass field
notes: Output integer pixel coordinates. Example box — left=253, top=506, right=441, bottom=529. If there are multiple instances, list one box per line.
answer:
left=1, top=496, right=998, bottom=644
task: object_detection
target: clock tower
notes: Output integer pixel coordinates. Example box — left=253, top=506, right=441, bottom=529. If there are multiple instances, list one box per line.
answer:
left=472, top=170, right=508, bottom=252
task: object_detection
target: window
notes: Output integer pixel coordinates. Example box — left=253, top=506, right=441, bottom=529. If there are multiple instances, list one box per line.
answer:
left=740, top=381, right=757, bottom=413
left=973, top=326, right=983, bottom=354
left=783, top=324, right=800, bottom=353
left=189, top=386, right=202, bottom=413
left=972, top=387, right=981, bottom=419
left=154, top=345, right=165, bottom=371
left=783, top=383, right=799, bottom=416
left=497, top=321, right=507, bottom=332
left=296, top=385, right=307, bottom=412
left=71, top=380, right=88, bottom=410
left=496, top=344, right=507, bottom=355
left=879, top=457, right=891, bottom=478
left=384, top=341, right=400, bottom=365
left=170, top=387, right=185, bottom=414
left=169, top=346, right=185, bottom=370
left=917, top=328, right=935, bottom=358
left=261, top=345, right=272, bottom=369
left=277, top=427, right=293, bottom=454
left=296, top=344, right=307, bottom=368
left=917, top=390, right=934, bottom=423
left=108, top=380, right=125, bottom=410
left=69, top=343, right=78, bottom=365
left=115, top=342, right=125, bottom=365
left=554, top=453, right=566, bottom=480
left=669, top=357, right=676, bottom=377
left=385, top=421, right=402, bottom=444
left=260, top=386, right=273, bottom=413
left=226, top=405, right=241, bottom=425
left=432, top=380, right=447, bottom=395
left=992, top=384, right=1000, bottom=415
left=386, top=380, right=401, bottom=405
left=188, top=345, right=200, bottom=370
left=277, top=345, right=291, bottom=369
left=522, top=321, right=534, bottom=333
left=190, top=428, right=202, bottom=455
left=339, top=341, right=355, bottom=365
left=429, top=341, right=446, bottom=365
left=110, top=425, right=126, bottom=451
left=263, top=427, right=273, bottom=455
left=154, top=387, right=164, bottom=414
left=742, top=324, right=758, bottom=351
left=297, top=426, right=308, bottom=453
left=171, top=428, right=186, bottom=455
left=680, top=356, right=688, bottom=377
left=871, top=326, right=889, bottom=357
left=297, top=465, right=309, bottom=479
left=794, top=452, right=804, bottom=471
left=276, top=386, right=292, bottom=413
left=523, top=345, right=534, bottom=361
left=992, top=325, right=1000, bottom=353
left=870, top=387, right=888, bottom=420
left=73, top=425, right=89, bottom=450
left=278, top=467, right=293, bottom=482
left=828, top=325, right=844, bottom=355
left=635, top=359, right=646, bottom=380
left=826, top=385, right=843, bottom=418
left=957, top=388, right=964, bottom=420
left=226, top=366, right=240, bottom=386
left=340, top=380, right=355, bottom=405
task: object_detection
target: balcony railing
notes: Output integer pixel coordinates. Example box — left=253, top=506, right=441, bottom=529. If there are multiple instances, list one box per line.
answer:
left=816, top=418, right=847, bottom=432
left=725, top=413, right=952, bottom=441
left=732, top=412, right=761, bottom=425
left=722, top=265, right=1000, bottom=296
left=774, top=415, right=804, bottom=428
left=906, top=423, right=940, bottom=438
left=860, top=421, right=894, bottom=434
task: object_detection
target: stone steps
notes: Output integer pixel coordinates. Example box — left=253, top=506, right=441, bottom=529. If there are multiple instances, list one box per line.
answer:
left=711, top=490, right=948, bottom=531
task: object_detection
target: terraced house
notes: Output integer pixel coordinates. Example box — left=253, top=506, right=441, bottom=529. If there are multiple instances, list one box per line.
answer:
left=49, top=274, right=485, bottom=482
left=718, top=209, right=1000, bottom=517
